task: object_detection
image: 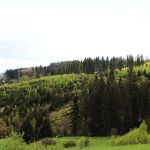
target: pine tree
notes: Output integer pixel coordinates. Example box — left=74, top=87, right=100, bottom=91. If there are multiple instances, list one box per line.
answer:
left=70, top=96, right=80, bottom=136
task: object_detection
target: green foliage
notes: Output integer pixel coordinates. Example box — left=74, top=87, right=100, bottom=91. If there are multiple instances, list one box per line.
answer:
left=63, top=140, right=76, bottom=148
left=5, top=55, right=146, bottom=80
left=0, top=74, right=91, bottom=142
left=50, top=104, right=71, bottom=137
left=69, top=96, right=80, bottom=136
left=0, top=119, right=12, bottom=138
left=117, top=61, right=150, bottom=78
left=111, top=121, right=148, bottom=145
left=2, top=136, right=150, bottom=150
left=1, top=61, right=150, bottom=141
left=78, top=136, right=90, bottom=148
left=3, top=132, right=27, bottom=150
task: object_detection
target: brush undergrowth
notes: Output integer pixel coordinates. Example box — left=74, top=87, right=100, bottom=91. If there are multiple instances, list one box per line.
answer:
left=111, top=121, right=149, bottom=145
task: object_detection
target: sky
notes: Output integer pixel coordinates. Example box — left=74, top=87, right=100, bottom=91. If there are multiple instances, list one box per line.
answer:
left=0, top=0, right=150, bottom=72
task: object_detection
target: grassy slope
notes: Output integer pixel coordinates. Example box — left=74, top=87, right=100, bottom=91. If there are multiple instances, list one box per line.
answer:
left=0, top=137, right=150, bottom=150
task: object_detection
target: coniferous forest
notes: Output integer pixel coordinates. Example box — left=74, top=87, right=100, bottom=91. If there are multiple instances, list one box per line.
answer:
left=0, top=55, right=150, bottom=144
left=4, top=55, right=145, bottom=80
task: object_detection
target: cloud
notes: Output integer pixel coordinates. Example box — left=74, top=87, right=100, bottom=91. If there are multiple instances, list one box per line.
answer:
left=0, top=57, right=49, bottom=73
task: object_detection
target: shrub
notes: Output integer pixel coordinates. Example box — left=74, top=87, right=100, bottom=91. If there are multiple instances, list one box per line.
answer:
left=147, top=134, right=150, bottom=143
left=78, top=137, right=90, bottom=148
left=63, top=140, right=76, bottom=148
left=111, top=121, right=148, bottom=145
left=41, top=137, right=56, bottom=146
left=50, top=105, right=71, bottom=137
left=0, top=119, right=12, bottom=138
left=3, top=132, right=27, bottom=150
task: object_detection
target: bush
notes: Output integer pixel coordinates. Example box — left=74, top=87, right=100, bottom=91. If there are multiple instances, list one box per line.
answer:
left=41, top=137, right=56, bottom=146
left=0, top=119, right=12, bottom=138
left=78, top=137, right=90, bottom=148
left=111, top=121, right=148, bottom=145
left=3, top=132, right=27, bottom=150
left=50, top=105, right=71, bottom=137
left=63, top=140, right=76, bottom=148
left=147, top=134, right=150, bottom=143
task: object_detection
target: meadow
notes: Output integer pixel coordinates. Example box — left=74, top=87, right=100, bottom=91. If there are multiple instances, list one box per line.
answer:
left=0, top=137, right=150, bottom=150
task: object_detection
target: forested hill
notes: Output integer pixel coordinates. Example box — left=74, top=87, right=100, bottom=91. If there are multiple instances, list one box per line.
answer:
left=4, top=55, right=145, bottom=80
left=0, top=60, right=150, bottom=142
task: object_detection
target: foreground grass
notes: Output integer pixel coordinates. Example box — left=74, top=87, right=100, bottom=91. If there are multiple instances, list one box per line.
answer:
left=60, top=137, right=150, bottom=150
left=0, top=137, right=150, bottom=150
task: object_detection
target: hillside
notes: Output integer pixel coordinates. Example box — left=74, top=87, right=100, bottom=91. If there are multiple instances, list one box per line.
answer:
left=114, top=61, right=150, bottom=78
left=4, top=55, right=145, bottom=80
left=0, top=60, right=150, bottom=142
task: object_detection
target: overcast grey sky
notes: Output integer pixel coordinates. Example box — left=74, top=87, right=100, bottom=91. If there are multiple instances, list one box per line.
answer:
left=0, top=0, right=150, bottom=72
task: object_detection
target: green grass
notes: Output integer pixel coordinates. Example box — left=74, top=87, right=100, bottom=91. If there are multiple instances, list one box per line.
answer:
left=59, top=137, right=150, bottom=150
left=0, top=137, right=150, bottom=150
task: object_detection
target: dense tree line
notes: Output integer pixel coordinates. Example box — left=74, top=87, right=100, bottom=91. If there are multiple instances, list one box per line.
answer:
left=5, top=55, right=145, bottom=80
left=0, top=61, right=150, bottom=142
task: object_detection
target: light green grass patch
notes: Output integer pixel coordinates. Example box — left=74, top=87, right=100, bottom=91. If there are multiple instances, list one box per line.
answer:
left=1, top=137, right=150, bottom=150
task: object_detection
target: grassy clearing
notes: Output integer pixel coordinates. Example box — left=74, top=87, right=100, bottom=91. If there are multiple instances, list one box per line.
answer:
left=58, top=137, right=150, bottom=150
left=0, top=137, right=150, bottom=150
